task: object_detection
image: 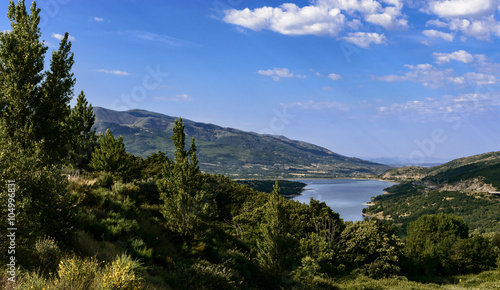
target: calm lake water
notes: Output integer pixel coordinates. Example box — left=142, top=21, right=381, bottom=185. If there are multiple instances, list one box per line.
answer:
left=292, top=179, right=397, bottom=222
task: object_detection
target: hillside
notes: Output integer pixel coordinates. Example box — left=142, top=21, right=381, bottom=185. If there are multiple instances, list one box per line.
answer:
left=93, top=107, right=390, bottom=178
left=367, top=152, right=500, bottom=234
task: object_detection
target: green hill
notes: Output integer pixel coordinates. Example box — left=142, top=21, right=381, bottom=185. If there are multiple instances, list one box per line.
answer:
left=93, top=107, right=390, bottom=179
left=368, top=152, right=500, bottom=234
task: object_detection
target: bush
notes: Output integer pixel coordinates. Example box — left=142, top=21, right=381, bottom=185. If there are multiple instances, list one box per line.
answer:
left=100, top=254, right=144, bottom=289
left=34, top=237, right=61, bottom=276
left=127, top=238, right=153, bottom=261
left=55, top=256, right=101, bottom=289
left=96, top=172, right=114, bottom=189
left=176, top=260, right=242, bottom=290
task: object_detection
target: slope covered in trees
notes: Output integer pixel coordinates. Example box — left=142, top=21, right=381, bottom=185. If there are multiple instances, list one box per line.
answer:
left=2, top=1, right=500, bottom=289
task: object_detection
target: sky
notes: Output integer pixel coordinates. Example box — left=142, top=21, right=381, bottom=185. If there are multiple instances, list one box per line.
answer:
left=1, top=0, right=499, bottom=164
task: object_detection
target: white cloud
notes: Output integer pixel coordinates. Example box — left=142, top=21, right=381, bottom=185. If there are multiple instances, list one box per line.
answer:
left=433, top=50, right=474, bottom=64
left=94, top=17, right=104, bottom=22
left=424, top=0, right=498, bottom=18
left=281, top=99, right=349, bottom=111
left=422, top=29, right=454, bottom=41
left=374, top=61, right=498, bottom=88
left=420, top=1, right=500, bottom=41
left=376, top=91, right=500, bottom=119
left=51, top=33, right=75, bottom=41
left=223, top=0, right=408, bottom=41
left=223, top=4, right=346, bottom=36
left=448, top=15, right=500, bottom=40
left=154, top=94, right=192, bottom=102
left=96, top=69, right=130, bottom=76
left=426, top=19, right=449, bottom=28
left=342, top=32, right=387, bottom=48
left=258, top=68, right=306, bottom=81
left=364, top=0, right=408, bottom=29
left=328, top=73, right=343, bottom=80
left=464, top=72, right=498, bottom=85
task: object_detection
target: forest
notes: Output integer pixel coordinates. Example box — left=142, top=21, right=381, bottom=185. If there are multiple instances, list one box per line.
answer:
left=2, top=1, right=500, bottom=289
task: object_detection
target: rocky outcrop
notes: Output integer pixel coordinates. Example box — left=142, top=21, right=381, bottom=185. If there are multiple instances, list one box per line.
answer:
left=437, top=178, right=497, bottom=193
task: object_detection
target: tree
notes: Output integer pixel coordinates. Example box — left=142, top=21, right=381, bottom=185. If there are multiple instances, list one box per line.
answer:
left=67, top=91, right=97, bottom=170
left=0, top=0, right=76, bottom=268
left=404, top=213, right=469, bottom=275
left=90, top=129, right=127, bottom=174
left=339, top=219, right=403, bottom=278
left=0, top=1, right=75, bottom=163
left=256, top=182, right=297, bottom=280
left=158, top=118, right=215, bottom=237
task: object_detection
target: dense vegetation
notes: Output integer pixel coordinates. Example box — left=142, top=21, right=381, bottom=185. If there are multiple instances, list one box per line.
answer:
left=2, top=1, right=500, bottom=289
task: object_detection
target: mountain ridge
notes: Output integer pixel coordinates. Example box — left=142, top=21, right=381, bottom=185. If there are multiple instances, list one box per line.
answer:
left=93, top=107, right=390, bottom=178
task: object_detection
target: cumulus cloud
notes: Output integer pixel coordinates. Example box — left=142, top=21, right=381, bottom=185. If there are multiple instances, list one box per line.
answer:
left=94, top=17, right=104, bottom=22
left=96, top=69, right=130, bottom=76
left=422, top=29, right=454, bottom=41
left=342, top=32, right=387, bottom=48
left=223, top=4, right=346, bottom=36
left=423, top=0, right=498, bottom=18
left=448, top=15, right=500, bottom=40
left=258, top=68, right=306, bottom=81
left=422, top=1, right=500, bottom=41
left=222, top=0, right=408, bottom=47
left=433, top=50, right=474, bottom=64
left=51, top=33, right=75, bottom=41
left=328, top=73, right=343, bottom=80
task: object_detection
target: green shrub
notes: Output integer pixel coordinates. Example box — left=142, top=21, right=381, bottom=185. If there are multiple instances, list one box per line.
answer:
left=177, top=260, right=242, bottom=290
left=96, top=172, right=114, bottom=189
left=34, top=237, right=61, bottom=276
left=127, top=238, right=153, bottom=261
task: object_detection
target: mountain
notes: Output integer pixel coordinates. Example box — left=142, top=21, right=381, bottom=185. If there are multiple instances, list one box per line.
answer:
left=93, top=107, right=390, bottom=179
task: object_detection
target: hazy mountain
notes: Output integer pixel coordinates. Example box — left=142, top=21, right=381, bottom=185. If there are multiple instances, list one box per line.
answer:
left=93, top=107, right=391, bottom=178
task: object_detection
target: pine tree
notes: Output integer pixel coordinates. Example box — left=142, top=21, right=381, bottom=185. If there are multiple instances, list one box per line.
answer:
left=158, top=118, right=215, bottom=237
left=0, top=1, right=76, bottom=263
left=0, top=0, right=47, bottom=147
left=90, top=129, right=127, bottom=174
left=67, top=91, right=97, bottom=170
left=0, top=0, right=76, bottom=163
left=256, top=182, right=294, bottom=278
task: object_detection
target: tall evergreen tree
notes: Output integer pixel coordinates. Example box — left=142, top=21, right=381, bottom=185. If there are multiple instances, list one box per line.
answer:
left=256, top=182, right=295, bottom=279
left=158, top=118, right=215, bottom=237
left=67, top=91, right=97, bottom=170
left=0, top=1, right=76, bottom=264
left=0, top=0, right=75, bottom=163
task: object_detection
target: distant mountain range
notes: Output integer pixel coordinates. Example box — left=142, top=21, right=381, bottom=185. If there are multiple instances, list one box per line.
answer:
left=93, top=107, right=391, bottom=179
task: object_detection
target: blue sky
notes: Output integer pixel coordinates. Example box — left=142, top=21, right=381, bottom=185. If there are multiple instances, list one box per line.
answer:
left=2, top=0, right=499, bottom=164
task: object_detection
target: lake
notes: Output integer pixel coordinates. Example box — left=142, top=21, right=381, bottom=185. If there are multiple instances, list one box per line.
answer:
left=292, top=179, right=397, bottom=222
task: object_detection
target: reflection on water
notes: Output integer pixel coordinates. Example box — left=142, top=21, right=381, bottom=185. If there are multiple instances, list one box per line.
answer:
left=292, top=179, right=396, bottom=222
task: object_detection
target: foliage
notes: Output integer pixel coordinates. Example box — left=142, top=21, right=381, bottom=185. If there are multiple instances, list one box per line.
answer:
left=67, top=91, right=97, bottom=170
left=339, top=219, right=403, bottom=279
left=90, top=129, right=128, bottom=175
left=158, top=117, right=216, bottom=238
left=404, top=213, right=470, bottom=276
